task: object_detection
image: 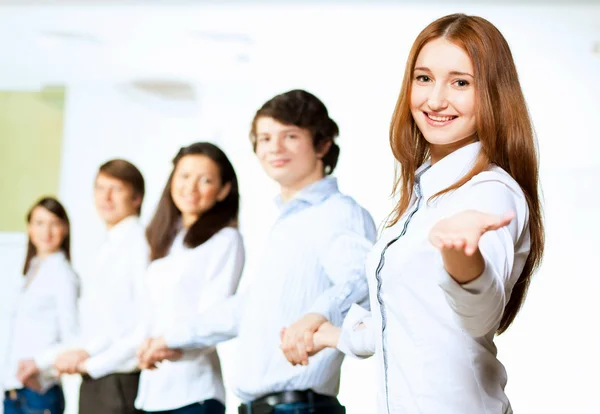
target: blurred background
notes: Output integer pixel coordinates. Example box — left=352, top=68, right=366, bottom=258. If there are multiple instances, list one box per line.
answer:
left=0, top=1, right=599, bottom=413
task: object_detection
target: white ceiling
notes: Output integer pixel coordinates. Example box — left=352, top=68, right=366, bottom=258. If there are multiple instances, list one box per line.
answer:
left=0, top=2, right=598, bottom=88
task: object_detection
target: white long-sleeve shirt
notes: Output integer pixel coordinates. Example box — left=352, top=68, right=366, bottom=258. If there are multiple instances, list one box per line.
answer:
left=80, top=227, right=245, bottom=411
left=134, top=227, right=245, bottom=411
left=79, top=215, right=149, bottom=377
left=3, top=251, right=79, bottom=391
left=164, top=178, right=376, bottom=402
left=338, top=142, right=527, bottom=414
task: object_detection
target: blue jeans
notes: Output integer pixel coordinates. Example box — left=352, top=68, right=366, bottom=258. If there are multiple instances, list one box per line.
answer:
left=3, top=385, right=65, bottom=414
left=273, top=401, right=345, bottom=413
left=146, top=400, right=225, bottom=414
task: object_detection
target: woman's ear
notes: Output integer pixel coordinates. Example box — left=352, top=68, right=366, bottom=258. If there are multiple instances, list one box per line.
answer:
left=217, top=182, right=232, bottom=202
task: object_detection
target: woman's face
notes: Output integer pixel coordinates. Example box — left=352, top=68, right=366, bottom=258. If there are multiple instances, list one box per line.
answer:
left=410, top=37, right=478, bottom=163
left=170, top=154, right=231, bottom=227
left=27, top=206, right=68, bottom=256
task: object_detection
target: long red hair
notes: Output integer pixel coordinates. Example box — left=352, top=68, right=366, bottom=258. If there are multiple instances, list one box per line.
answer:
left=389, top=14, right=544, bottom=334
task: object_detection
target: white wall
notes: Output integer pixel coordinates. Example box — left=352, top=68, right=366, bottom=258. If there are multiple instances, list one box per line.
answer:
left=1, top=3, right=599, bottom=414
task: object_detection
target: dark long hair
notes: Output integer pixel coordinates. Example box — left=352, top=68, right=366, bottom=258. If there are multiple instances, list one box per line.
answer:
left=23, top=197, right=71, bottom=275
left=146, top=142, right=240, bottom=261
left=388, top=14, right=544, bottom=334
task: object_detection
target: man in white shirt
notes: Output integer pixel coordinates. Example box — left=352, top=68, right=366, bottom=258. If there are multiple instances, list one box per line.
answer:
left=54, top=159, right=149, bottom=414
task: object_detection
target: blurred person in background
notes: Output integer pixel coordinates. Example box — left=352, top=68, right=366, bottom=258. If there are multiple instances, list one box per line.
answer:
left=136, top=142, right=244, bottom=414
left=54, top=159, right=149, bottom=414
left=3, top=197, right=78, bottom=414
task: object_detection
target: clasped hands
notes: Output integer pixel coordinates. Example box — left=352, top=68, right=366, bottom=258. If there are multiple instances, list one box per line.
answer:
left=50, top=340, right=183, bottom=378
left=12, top=349, right=90, bottom=391
left=16, top=350, right=90, bottom=390
left=133, top=314, right=339, bottom=368
left=15, top=359, right=42, bottom=391
left=54, top=349, right=90, bottom=375
left=136, top=337, right=183, bottom=369
left=279, top=313, right=340, bottom=366
left=279, top=209, right=515, bottom=366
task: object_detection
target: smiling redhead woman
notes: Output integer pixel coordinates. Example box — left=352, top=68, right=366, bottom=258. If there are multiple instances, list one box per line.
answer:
left=291, top=13, right=545, bottom=414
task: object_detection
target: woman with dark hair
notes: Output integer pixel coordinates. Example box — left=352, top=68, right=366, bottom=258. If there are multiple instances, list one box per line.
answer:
left=137, top=142, right=244, bottom=414
left=290, top=14, right=545, bottom=414
left=3, top=197, right=78, bottom=414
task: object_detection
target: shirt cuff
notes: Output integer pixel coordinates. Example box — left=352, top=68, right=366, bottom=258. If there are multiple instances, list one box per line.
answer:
left=336, top=304, right=374, bottom=359
left=163, top=327, right=195, bottom=350
left=83, top=356, right=110, bottom=380
left=437, top=254, right=497, bottom=306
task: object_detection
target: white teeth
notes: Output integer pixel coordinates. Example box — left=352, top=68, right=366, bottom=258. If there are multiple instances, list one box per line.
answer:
left=428, top=114, right=455, bottom=122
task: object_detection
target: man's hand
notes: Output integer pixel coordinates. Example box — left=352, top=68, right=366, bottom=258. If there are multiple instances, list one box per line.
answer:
left=137, top=337, right=183, bottom=370
left=280, top=321, right=341, bottom=366
left=54, top=349, right=90, bottom=375
left=23, top=377, right=42, bottom=392
left=16, top=359, right=40, bottom=384
left=280, top=313, right=328, bottom=366
left=76, top=360, right=88, bottom=375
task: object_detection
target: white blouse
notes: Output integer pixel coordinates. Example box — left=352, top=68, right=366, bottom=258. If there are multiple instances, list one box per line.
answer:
left=3, top=251, right=79, bottom=391
left=338, top=142, right=529, bottom=414
left=87, top=226, right=245, bottom=411
left=135, top=227, right=245, bottom=410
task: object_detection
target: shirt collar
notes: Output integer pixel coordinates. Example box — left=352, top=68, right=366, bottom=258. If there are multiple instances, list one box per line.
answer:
left=107, top=215, right=140, bottom=243
left=417, top=141, right=482, bottom=200
left=30, top=251, right=65, bottom=269
left=275, top=177, right=340, bottom=210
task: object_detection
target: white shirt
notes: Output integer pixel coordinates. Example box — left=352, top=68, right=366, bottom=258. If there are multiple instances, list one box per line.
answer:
left=338, top=142, right=527, bottom=414
left=135, top=227, right=245, bottom=411
left=80, top=227, right=245, bottom=410
left=164, top=178, right=376, bottom=402
left=79, top=215, right=149, bottom=377
left=3, top=252, right=79, bottom=391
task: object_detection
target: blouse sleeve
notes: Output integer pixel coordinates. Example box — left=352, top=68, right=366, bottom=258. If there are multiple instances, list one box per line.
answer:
left=194, top=228, right=245, bottom=315
left=34, top=262, right=80, bottom=370
left=163, top=229, right=246, bottom=349
left=437, top=171, right=530, bottom=337
left=336, top=304, right=376, bottom=359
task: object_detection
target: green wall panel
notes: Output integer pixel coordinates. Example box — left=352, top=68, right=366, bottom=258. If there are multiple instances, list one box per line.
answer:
left=0, top=87, right=66, bottom=232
